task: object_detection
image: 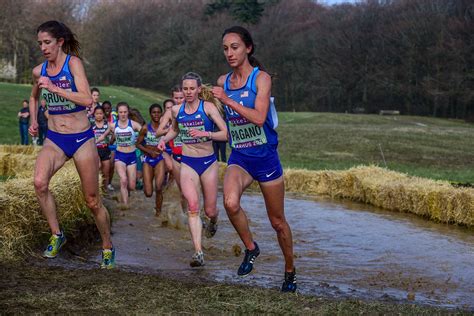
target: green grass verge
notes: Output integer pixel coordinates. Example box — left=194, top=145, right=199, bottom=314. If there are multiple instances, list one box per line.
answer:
left=1, top=82, right=474, bottom=182
left=277, top=112, right=474, bottom=182
left=0, top=264, right=463, bottom=314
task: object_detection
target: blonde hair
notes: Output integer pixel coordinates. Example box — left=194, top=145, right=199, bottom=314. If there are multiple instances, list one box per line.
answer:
left=199, top=84, right=224, bottom=116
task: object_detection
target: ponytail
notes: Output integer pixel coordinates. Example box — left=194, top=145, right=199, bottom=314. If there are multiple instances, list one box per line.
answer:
left=199, top=85, right=224, bottom=116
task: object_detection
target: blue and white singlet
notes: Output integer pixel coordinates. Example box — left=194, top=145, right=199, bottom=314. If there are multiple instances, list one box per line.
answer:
left=114, top=120, right=136, bottom=148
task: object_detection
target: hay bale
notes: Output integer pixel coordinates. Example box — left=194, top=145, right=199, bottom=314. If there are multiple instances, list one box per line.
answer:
left=0, top=152, right=36, bottom=177
left=0, top=161, right=93, bottom=260
left=221, top=163, right=474, bottom=227
left=0, top=145, right=39, bottom=155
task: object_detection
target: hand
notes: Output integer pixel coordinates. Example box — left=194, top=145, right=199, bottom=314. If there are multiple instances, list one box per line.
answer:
left=157, top=139, right=166, bottom=151
left=188, top=129, right=208, bottom=139
left=38, top=76, right=56, bottom=92
left=211, top=86, right=229, bottom=103
left=29, top=122, right=39, bottom=137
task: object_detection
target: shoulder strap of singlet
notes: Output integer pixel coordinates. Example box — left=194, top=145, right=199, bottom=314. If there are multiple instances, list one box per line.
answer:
left=178, top=102, right=186, bottom=116
left=198, top=99, right=204, bottom=112
left=147, top=122, right=153, bottom=132
left=223, top=72, right=232, bottom=91
left=247, top=67, right=260, bottom=94
left=62, top=55, right=72, bottom=75
left=40, top=61, right=48, bottom=76
left=128, top=119, right=132, bottom=128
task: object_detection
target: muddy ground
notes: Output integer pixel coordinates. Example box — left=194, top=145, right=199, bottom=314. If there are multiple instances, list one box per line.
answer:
left=1, top=182, right=473, bottom=314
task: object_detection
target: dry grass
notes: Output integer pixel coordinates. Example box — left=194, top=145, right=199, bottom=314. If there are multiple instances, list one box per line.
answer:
left=0, top=145, right=92, bottom=260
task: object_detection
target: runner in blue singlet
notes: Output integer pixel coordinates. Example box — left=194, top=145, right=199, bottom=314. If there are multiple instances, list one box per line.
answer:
left=28, top=20, right=114, bottom=269
left=110, top=102, right=142, bottom=208
left=212, top=26, right=296, bottom=292
left=136, top=104, right=166, bottom=216
left=158, top=72, right=227, bottom=267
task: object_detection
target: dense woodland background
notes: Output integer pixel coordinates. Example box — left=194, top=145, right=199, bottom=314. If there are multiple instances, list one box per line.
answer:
left=0, top=0, right=472, bottom=118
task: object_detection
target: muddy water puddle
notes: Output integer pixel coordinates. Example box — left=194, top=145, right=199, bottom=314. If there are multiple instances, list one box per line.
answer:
left=62, top=184, right=473, bottom=309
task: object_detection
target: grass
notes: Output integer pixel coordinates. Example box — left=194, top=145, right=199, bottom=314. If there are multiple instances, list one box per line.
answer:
left=0, top=264, right=464, bottom=314
left=1, top=82, right=474, bottom=182
left=277, top=112, right=474, bottom=183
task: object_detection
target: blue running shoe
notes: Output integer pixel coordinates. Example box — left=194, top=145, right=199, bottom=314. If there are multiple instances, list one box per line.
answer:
left=43, top=232, right=66, bottom=258
left=101, top=247, right=116, bottom=269
left=237, top=242, right=260, bottom=276
left=281, top=269, right=297, bottom=293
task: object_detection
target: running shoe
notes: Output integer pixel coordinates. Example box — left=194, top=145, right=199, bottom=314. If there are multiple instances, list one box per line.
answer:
left=237, top=242, right=260, bottom=276
left=43, top=232, right=66, bottom=258
left=107, top=184, right=115, bottom=191
left=190, top=251, right=205, bottom=267
left=204, top=218, right=218, bottom=238
left=281, top=269, right=297, bottom=293
left=100, top=247, right=116, bottom=269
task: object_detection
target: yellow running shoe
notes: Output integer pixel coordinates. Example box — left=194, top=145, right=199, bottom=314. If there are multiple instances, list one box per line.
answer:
left=100, top=248, right=116, bottom=269
left=43, top=232, right=66, bottom=258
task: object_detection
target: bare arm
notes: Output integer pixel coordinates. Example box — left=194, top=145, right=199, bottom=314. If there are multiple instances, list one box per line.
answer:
left=212, top=72, right=271, bottom=127
left=38, top=56, right=93, bottom=107
left=28, top=65, right=42, bottom=135
left=96, top=124, right=112, bottom=143
left=157, top=108, right=179, bottom=151
left=132, top=120, right=142, bottom=133
left=155, top=108, right=173, bottom=137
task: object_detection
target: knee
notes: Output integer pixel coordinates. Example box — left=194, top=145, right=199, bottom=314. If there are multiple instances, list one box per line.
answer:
left=187, top=200, right=200, bottom=215
left=224, top=195, right=240, bottom=216
left=34, top=176, right=49, bottom=196
left=85, top=194, right=101, bottom=213
left=270, top=217, right=287, bottom=233
left=119, top=177, right=128, bottom=188
left=205, top=207, right=218, bottom=219
left=144, top=189, right=153, bottom=197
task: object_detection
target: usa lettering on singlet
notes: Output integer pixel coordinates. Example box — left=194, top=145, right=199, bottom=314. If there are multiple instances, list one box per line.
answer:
left=40, top=55, right=86, bottom=115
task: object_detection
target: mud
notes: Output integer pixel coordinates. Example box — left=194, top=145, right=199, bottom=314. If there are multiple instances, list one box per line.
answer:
left=39, top=183, right=474, bottom=310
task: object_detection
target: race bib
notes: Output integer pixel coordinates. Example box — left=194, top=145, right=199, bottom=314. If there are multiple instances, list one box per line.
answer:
left=178, top=119, right=209, bottom=144
left=228, top=117, right=267, bottom=149
left=41, top=78, right=76, bottom=113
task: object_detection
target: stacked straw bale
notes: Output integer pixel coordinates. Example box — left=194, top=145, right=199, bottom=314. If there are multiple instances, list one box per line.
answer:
left=0, top=146, right=92, bottom=260
left=0, top=152, right=37, bottom=177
